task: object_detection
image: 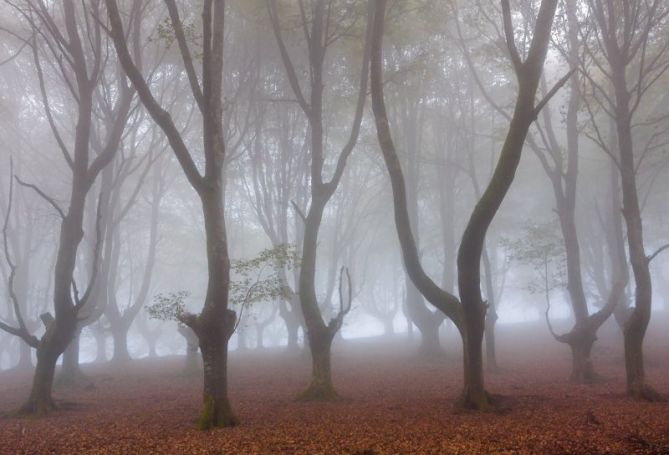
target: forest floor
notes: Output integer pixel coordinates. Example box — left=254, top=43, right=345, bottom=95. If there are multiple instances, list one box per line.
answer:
left=1, top=314, right=669, bottom=454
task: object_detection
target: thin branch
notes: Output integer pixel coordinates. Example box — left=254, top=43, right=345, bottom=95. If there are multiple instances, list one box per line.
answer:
left=533, top=68, right=577, bottom=116
left=648, top=243, right=669, bottom=263
left=14, top=175, right=65, bottom=219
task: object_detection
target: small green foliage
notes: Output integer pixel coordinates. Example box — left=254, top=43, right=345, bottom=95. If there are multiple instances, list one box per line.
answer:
left=502, top=222, right=566, bottom=295
left=146, top=291, right=190, bottom=322
left=229, top=244, right=300, bottom=309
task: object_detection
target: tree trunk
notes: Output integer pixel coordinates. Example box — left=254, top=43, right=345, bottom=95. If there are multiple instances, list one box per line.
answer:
left=458, top=307, right=492, bottom=410
left=298, top=330, right=337, bottom=401
left=147, top=336, right=157, bottom=358
left=111, top=324, right=131, bottom=363
left=57, top=331, right=90, bottom=387
left=383, top=317, right=394, bottom=337
left=407, top=281, right=443, bottom=356
left=15, top=341, right=33, bottom=370
left=19, top=341, right=59, bottom=415
left=484, top=309, right=499, bottom=373
left=94, top=326, right=107, bottom=363
left=196, top=310, right=237, bottom=430
left=285, top=317, right=300, bottom=351
left=568, top=335, right=597, bottom=383
left=256, top=325, right=265, bottom=349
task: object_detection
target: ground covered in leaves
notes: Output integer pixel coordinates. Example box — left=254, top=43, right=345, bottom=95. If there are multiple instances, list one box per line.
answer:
left=1, top=315, right=669, bottom=454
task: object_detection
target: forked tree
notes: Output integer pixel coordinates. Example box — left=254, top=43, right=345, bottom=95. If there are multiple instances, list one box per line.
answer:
left=106, top=0, right=238, bottom=428
left=265, top=0, right=372, bottom=400
left=582, top=0, right=669, bottom=400
left=0, top=0, right=132, bottom=414
left=370, top=0, right=567, bottom=409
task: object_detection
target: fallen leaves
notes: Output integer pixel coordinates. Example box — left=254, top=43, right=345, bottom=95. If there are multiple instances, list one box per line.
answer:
left=0, top=317, right=668, bottom=454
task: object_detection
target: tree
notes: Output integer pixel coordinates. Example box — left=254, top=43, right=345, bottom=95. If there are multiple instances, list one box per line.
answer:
left=266, top=0, right=372, bottom=400
left=0, top=0, right=133, bottom=414
left=370, top=0, right=567, bottom=409
left=582, top=0, right=669, bottom=400
left=106, top=0, right=238, bottom=428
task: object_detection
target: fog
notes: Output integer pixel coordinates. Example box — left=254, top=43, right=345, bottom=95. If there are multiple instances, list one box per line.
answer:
left=0, top=0, right=668, bottom=452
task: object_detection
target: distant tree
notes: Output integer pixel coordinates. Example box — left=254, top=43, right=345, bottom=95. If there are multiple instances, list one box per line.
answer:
left=581, top=0, right=669, bottom=400
left=0, top=0, right=133, bottom=415
left=266, top=0, right=372, bottom=400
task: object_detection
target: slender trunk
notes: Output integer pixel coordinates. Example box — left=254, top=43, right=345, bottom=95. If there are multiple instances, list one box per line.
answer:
left=95, top=327, right=107, bottom=362
left=57, top=331, right=89, bottom=387
left=146, top=335, right=157, bottom=358
left=15, top=341, right=33, bottom=370
left=285, top=318, right=299, bottom=351
left=256, top=324, right=264, bottom=349
left=484, top=308, right=499, bottom=372
left=612, top=70, right=660, bottom=400
left=383, top=317, right=394, bottom=337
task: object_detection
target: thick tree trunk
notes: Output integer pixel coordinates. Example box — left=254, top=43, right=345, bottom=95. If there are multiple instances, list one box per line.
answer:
left=298, top=330, right=337, bottom=401
left=562, top=326, right=598, bottom=383
left=111, top=324, right=131, bottom=363
left=196, top=310, right=237, bottom=430
left=19, top=341, right=59, bottom=415
left=458, top=305, right=492, bottom=410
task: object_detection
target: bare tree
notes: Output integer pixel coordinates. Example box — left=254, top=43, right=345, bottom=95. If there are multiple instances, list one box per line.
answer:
left=0, top=0, right=131, bottom=414
left=266, top=0, right=372, bottom=400
left=106, top=0, right=239, bottom=428
left=370, top=0, right=567, bottom=410
left=582, top=0, right=669, bottom=400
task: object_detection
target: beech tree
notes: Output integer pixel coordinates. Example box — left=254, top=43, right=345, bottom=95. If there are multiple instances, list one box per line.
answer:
left=0, top=0, right=132, bottom=414
left=106, top=0, right=238, bottom=428
left=582, top=0, right=669, bottom=400
left=370, top=0, right=567, bottom=409
left=266, top=0, right=372, bottom=400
